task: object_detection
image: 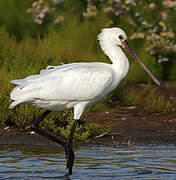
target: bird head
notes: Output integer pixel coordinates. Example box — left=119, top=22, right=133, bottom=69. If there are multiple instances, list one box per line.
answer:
left=98, top=27, right=127, bottom=47
left=98, top=27, right=160, bottom=86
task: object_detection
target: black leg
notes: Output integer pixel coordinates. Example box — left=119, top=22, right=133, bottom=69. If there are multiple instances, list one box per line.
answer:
left=65, top=120, right=78, bottom=175
left=31, top=110, right=78, bottom=175
left=77, top=119, right=85, bottom=127
left=32, top=110, right=51, bottom=127
left=31, top=110, right=66, bottom=147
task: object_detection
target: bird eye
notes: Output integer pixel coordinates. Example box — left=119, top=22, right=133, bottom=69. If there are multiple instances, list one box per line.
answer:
left=119, top=35, right=123, bottom=40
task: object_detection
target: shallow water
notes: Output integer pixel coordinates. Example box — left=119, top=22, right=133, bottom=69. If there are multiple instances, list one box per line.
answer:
left=0, top=144, right=176, bottom=179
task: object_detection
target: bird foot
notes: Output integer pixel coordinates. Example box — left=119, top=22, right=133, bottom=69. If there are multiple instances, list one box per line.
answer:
left=65, top=143, right=75, bottom=175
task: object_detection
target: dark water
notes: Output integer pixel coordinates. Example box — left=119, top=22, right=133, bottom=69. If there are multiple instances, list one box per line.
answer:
left=0, top=144, right=176, bottom=179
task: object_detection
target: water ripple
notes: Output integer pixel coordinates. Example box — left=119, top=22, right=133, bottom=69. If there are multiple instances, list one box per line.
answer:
left=0, top=145, right=176, bottom=179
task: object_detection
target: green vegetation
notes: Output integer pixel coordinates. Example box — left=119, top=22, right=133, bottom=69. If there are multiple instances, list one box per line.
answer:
left=40, top=110, right=110, bottom=143
left=0, top=0, right=176, bottom=142
left=115, top=83, right=173, bottom=113
left=145, top=89, right=172, bottom=113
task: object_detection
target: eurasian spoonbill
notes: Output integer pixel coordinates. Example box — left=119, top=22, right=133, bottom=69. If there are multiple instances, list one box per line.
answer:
left=9, top=27, right=160, bottom=175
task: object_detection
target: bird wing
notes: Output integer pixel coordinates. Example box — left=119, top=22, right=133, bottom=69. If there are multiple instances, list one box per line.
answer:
left=11, top=63, right=115, bottom=102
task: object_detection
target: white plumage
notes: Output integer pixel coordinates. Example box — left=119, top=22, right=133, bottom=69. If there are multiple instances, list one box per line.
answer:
left=9, top=27, right=159, bottom=119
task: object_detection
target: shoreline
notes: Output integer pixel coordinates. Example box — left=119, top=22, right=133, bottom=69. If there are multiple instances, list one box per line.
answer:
left=1, top=110, right=176, bottom=147
left=1, top=82, right=176, bottom=147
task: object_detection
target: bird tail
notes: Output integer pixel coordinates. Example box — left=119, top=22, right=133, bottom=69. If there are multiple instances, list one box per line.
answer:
left=9, top=80, right=37, bottom=109
left=9, top=99, right=24, bottom=109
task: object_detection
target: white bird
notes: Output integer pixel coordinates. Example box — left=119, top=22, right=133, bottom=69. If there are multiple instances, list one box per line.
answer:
left=9, top=27, right=160, bottom=175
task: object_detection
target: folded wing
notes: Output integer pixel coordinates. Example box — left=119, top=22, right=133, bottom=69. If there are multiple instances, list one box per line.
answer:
left=10, top=63, right=114, bottom=108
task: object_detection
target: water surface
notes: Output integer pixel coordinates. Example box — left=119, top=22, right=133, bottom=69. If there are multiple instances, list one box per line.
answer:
left=0, top=145, right=176, bottom=179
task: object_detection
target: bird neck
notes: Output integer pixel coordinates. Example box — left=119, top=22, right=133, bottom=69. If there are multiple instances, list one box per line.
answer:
left=100, top=39, right=126, bottom=62
left=100, top=41, right=129, bottom=78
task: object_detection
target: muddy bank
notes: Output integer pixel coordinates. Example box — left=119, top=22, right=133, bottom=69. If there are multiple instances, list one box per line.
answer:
left=86, top=107, right=176, bottom=145
left=1, top=81, right=176, bottom=146
left=1, top=109, right=176, bottom=146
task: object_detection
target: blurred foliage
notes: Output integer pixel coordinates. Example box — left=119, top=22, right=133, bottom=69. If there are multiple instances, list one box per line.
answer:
left=0, top=0, right=176, bottom=141
left=145, top=90, right=172, bottom=113
left=114, top=83, right=173, bottom=113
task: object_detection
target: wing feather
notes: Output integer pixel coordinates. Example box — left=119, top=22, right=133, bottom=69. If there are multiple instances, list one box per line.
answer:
left=10, top=63, right=114, bottom=102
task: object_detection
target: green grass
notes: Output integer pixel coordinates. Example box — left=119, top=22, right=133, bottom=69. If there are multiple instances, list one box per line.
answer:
left=145, top=89, right=172, bottom=113
left=115, top=83, right=173, bottom=113
left=0, top=0, right=175, bottom=142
